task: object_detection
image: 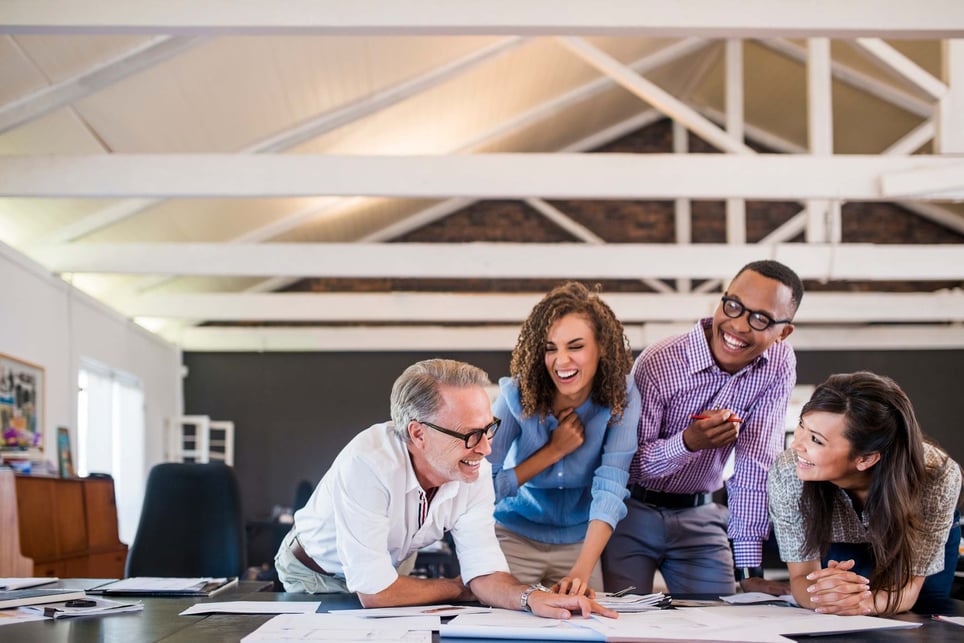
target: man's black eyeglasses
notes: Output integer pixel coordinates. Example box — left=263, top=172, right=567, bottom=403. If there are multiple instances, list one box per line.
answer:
left=720, top=295, right=792, bottom=331
left=417, top=418, right=501, bottom=449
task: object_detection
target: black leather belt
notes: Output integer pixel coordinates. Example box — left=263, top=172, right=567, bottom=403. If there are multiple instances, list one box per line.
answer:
left=290, top=534, right=334, bottom=576
left=628, top=484, right=712, bottom=509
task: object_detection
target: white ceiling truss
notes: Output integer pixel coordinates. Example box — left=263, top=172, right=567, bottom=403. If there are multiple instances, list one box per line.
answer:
left=0, top=2, right=962, bottom=351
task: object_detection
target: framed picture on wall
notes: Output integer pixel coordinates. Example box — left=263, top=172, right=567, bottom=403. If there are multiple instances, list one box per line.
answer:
left=0, top=352, right=44, bottom=451
left=57, top=427, right=76, bottom=478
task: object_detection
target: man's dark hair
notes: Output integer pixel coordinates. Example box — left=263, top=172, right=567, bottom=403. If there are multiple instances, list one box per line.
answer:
left=735, top=260, right=804, bottom=314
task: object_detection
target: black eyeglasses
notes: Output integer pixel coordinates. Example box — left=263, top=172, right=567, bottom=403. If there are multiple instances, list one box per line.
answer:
left=720, top=295, right=792, bottom=331
left=417, top=418, right=501, bottom=449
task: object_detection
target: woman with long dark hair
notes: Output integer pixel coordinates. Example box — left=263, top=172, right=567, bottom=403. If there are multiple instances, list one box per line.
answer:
left=768, top=371, right=961, bottom=615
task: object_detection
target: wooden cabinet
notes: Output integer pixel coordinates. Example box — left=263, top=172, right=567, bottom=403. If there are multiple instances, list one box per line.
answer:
left=14, top=475, right=128, bottom=578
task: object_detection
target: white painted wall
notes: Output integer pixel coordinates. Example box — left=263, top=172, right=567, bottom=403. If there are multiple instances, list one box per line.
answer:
left=0, top=241, right=181, bottom=539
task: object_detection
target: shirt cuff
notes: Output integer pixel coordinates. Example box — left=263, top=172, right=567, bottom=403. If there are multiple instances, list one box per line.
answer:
left=668, top=431, right=696, bottom=460
left=732, top=540, right=763, bottom=568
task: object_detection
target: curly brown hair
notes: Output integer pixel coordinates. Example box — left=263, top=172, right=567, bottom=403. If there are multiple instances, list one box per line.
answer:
left=510, top=282, right=634, bottom=423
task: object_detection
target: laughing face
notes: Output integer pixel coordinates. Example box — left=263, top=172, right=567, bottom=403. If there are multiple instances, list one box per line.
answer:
left=709, top=269, right=796, bottom=374
left=409, top=384, right=495, bottom=488
left=791, top=411, right=879, bottom=496
left=544, top=312, right=600, bottom=409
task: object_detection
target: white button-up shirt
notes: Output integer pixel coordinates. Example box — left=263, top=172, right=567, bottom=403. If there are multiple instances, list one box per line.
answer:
left=294, top=422, right=509, bottom=594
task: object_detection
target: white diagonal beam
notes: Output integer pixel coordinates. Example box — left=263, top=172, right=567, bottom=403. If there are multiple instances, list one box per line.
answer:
left=24, top=243, right=964, bottom=280
left=882, top=119, right=935, bottom=156
left=757, top=38, right=933, bottom=118
left=525, top=198, right=675, bottom=295
left=246, top=37, right=528, bottom=155
left=524, top=198, right=604, bottom=244
left=557, top=36, right=754, bottom=154
left=898, top=201, right=964, bottom=236
left=6, top=153, right=964, bottom=200
left=117, top=291, right=964, bottom=324
left=3, top=0, right=963, bottom=38
left=0, top=35, right=204, bottom=134
left=852, top=38, right=948, bottom=101
left=452, top=38, right=710, bottom=152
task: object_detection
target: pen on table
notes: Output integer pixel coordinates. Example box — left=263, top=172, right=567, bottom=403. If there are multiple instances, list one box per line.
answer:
left=690, top=414, right=743, bottom=423
left=610, top=585, right=636, bottom=597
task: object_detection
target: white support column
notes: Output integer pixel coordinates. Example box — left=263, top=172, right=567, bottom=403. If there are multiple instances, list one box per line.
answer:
left=673, top=120, right=692, bottom=293
left=725, top=39, right=746, bottom=245
left=806, top=38, right=837, bottom=243
left=937, top=40, right=964, bottom=153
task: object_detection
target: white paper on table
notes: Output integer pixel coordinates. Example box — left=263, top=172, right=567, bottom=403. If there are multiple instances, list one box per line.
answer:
left=441, top=609, right=605, bottom=641
left=180, top=601, right=321, bottom=615
left=444, top=605, right=921, bottom=643
left=334, top=604, right=491, bottom=618
left=641, top=605, right=920, bottom=642
left=720, top=592, right=798, bottom=606
left=0, top=578, right=58, bottom=590
left=934, top=614, right=964, bottom=627
left=240, top=613, right=436, bottom=642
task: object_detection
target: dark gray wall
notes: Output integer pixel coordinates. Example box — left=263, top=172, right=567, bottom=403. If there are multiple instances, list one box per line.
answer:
left=182, top=352, right=513, bottom=525
left=183, top=348, right=963, bottom=528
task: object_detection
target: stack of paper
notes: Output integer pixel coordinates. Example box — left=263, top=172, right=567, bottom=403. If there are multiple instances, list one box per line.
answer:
left=24, top=596, right=143, bottom=619
left=89, top=577, right=238, bottom=597
left=0, top=578, right=57, bottom=591
left=0, top=588, right=87, bottom=609
left=595, top=591, right=668, bottom=612
left=720, top=592, right=797, bottom=606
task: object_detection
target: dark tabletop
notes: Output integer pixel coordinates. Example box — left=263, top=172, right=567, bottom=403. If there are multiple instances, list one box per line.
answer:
left=0, top=581, right=961, bottom=642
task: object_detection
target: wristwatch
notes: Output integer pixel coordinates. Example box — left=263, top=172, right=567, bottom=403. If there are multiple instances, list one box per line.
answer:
left=520, top=584, right=550, bottom=612
left=734, top=566, right=765, bottom=582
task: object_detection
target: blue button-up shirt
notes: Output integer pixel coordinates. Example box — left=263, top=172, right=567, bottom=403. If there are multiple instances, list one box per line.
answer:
left=488, top=375, right=640, bottom=544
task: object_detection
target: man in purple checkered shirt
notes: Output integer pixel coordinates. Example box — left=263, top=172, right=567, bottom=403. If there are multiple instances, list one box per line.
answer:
left=603, top=260, right=803, bottom=596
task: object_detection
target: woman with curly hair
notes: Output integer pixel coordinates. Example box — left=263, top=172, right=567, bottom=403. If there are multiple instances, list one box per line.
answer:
left=488, top=282, right=640, bottom=597
left=768, top=371, right=962, bottom=616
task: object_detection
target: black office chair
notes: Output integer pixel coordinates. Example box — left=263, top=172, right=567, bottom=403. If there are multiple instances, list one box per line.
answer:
left=126, top=462, right=246, bottom=578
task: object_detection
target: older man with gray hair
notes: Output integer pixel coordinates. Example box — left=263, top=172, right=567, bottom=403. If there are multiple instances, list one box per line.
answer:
left=276, top=358, right=614, bottom=619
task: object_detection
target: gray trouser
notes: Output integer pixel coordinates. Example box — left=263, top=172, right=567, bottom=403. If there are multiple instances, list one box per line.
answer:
left=275, top=529, right=351, bottom=593
left=602, top=498, right=736, bottom=595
